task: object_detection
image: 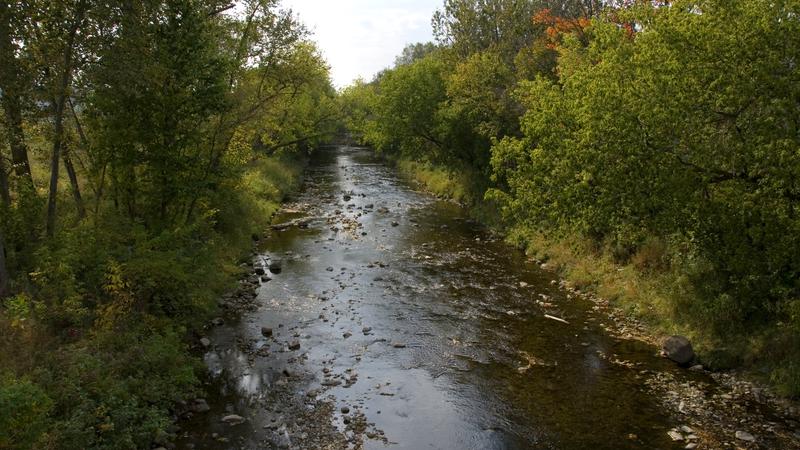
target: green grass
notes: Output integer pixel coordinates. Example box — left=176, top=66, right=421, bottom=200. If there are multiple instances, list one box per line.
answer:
left=395, top=159, right=470, bottom=203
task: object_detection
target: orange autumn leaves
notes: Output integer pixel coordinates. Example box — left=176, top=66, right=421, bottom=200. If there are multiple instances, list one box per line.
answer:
left=533, top=7, right=638, bottom=49
left=534, top=8, right=592, bottom=48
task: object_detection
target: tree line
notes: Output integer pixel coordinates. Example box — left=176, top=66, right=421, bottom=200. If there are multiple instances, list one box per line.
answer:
left=0, top=1, right=336, bottom=448
left=340, top=0, right=800, bottom=396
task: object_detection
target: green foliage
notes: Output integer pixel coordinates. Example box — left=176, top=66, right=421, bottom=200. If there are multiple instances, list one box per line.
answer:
left=0, top=0, right=333, bottom=447
left=341, top=0, right=800, bottom=395
left=0, top=375, right=53, bottom=449
left=37, top=325, right=198, bottom=450
left=394, top=42, right=438, bottom=67
left=487, top=0, right=800, bottom=392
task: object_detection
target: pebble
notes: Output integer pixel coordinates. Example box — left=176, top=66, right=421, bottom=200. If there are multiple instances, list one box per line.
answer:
left=200, top=338, right=211, bottom=348
left=668, top=430, right=684, bottom=441
left=735, top=430, right=756, bottom=442
left=221, top=414, right=245, bottom=425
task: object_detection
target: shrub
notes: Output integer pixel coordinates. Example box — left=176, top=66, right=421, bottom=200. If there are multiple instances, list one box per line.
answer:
left=0, top=375, right=53, bottom=449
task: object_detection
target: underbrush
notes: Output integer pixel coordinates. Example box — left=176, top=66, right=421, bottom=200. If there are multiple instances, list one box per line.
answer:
left=0, top=154, right=306, bottom=449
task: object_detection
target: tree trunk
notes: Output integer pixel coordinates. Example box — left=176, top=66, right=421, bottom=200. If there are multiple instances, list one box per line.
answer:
left=62, top=144, right=86, bottom=219
left=0, top=228, right=9, bottom=298
left=0, top=150, right=11, bottom=206
left=0, top=3, right=34, bottom=190
left=45, top=4, right=85, bottom=237
left=45, top=97, right=64, bottom=236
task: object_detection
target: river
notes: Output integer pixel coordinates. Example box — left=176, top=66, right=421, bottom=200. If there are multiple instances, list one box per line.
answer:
left=176, top=146, right=798, bottom=450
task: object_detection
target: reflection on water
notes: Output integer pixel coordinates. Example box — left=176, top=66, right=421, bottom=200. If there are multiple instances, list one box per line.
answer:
left=178, top=147, right=693, bottom=450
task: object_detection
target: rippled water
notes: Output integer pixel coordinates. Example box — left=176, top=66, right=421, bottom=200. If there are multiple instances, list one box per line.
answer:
left=178, top=146, right=694, bottom=449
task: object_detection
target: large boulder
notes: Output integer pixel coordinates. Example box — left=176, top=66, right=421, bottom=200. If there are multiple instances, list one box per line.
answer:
left=662, top=335, right=695, bottom=365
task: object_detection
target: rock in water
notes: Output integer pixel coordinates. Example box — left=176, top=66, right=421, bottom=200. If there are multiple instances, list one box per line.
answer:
left=288, top=340, right=301, bottom=350
left=221, top=414, right=245, bottom=425
left=191, top=398, right=210, bottom=413
left=199, top=338, right=211, bottom=348
left=261, top=327, right=273, bottom=337
left=254, top=267, right=266, bottom=275
left=269, top=259, right=282, bottom=273
left=662, top=335, right=695, bottom=365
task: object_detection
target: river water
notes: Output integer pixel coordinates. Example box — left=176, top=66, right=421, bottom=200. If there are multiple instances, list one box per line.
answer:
left=176, top=146, right=754, bottom=449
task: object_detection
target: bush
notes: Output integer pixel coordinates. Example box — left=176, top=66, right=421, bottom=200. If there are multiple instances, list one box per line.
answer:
left=0, top=375, right=53, bottom=449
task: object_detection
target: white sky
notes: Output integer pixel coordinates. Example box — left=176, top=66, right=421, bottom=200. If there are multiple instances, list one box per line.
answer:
left=280, top=0, right=439, bottom=88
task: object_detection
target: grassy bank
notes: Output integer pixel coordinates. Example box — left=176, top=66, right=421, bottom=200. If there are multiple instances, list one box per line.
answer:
left=0, top=154, right=306, bottom=449
left=396, top=159, right=800, bottom=398
left=510, top=229, right=800, bottom=397
left=392, top=158, right=502, bottom=227
left=394, top=159, right=470, bottom=204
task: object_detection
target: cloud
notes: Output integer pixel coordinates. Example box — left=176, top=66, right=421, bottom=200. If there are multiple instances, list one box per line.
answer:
left=281, top=0, right=439, bottom=88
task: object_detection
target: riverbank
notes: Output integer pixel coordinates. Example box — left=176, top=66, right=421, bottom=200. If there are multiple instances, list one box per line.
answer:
left=392, top=156, right=800, bottom=400
left=0, top=153, right=307, bottom=449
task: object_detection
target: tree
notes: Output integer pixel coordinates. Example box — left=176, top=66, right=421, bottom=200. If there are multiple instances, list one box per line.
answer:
left=373, top=55, right=449, bottom=159
left=0, top=229, right=8, bottom=298
left=490, top=0, right=800, bottom=330
left=432, top=0, right=545, bottom=62
left=394, top=42, right=438, bottom=67
left=41, top=0, right=90, bottom=236
left=0, top=1, right=35, bottom=190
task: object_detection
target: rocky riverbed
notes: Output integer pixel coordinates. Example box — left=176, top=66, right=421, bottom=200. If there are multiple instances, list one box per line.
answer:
left=175, top=146, right=799, bottom=450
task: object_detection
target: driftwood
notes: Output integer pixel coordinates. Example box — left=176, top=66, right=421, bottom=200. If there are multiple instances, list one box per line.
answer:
left=544, top=314, right=569, bottom=324
left=270, top=217, right=324, bottom=231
